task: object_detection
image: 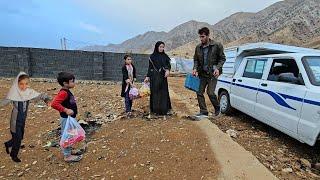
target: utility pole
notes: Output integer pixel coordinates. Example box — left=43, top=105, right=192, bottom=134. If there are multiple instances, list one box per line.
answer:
left=63, top=37, right=67, bottom=50
left=60, top=38, right=64, bottom=50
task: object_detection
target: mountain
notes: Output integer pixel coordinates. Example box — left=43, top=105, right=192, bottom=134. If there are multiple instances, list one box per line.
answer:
left=82, top=31, right=167, bottom=53
left=82, top=0, right=320, bottom=58
left=82, top=20, right=212, bottom=54
left=215, top=0, right=320, bottom=46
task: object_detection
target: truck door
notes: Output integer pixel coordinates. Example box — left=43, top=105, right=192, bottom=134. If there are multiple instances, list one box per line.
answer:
left=231, top=58, right=267, bottom=117
left=256, top=58, right=305, bottom=135
left=298, top=56, right=320, bottom=145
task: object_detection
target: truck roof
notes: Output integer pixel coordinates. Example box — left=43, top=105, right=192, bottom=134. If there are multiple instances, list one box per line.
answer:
left=226, top=42, right=320, bottom=57
left=223, top=43, right=320, bottom=76
left=246, top=53, right=320, bottom=59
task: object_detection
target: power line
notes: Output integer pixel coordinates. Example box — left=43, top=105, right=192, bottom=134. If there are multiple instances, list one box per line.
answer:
left=60, top=37, right=103, bottom=50
left=65, top=38, right=98, bottom=46
left=66, top=39, right=95, bottom=50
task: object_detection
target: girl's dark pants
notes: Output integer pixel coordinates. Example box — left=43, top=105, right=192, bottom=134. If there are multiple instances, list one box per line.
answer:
left=5, top=102, right=27, bottom=157
left=124, top=90, right=133, bottom=112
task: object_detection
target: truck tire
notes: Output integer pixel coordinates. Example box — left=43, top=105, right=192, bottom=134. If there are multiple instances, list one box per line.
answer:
left=219, top=91, right=233, bottom=115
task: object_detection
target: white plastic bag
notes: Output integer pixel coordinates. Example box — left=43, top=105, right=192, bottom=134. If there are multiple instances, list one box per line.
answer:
left=60, top=116, right=86, bottom=149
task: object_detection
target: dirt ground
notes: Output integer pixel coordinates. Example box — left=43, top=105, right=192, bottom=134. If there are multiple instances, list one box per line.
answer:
left=2, top=76, right=320, bottom=180
left=169, top=77, right=320, bottom=180
left=0, top=78, right=219, bottom=179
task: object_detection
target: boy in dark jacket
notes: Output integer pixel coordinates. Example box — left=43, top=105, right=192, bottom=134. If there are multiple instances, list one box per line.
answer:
left=51, top=72, right=82, bottom=162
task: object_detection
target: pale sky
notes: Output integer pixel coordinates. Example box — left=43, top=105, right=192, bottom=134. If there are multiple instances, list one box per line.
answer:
left=0, top=0, right=281, bottom=49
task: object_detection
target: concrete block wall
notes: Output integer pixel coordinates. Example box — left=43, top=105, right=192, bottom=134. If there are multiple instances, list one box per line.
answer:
left=0, top=47, right=150, bottom=81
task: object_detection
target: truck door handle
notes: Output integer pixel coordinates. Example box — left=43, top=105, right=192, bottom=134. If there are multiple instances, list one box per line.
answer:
left=261, top=83, right=268, bottom=87
left=237, top=79, right=242, bottom=82
left=232, top=79, right=236, bottom=82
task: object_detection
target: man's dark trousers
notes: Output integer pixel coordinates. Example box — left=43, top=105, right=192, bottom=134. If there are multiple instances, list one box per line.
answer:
left=197, top=76, right=219, bottom=114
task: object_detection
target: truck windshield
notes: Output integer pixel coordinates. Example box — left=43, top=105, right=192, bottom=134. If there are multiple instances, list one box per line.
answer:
left=303, top=56, right=320, bottom=86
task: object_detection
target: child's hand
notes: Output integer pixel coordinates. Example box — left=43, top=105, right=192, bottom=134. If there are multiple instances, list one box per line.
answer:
left=65, top=108, right=74, bottom=116
left=46, top=101, right=51, bottom=106
left=165, top=70, right=170, bottom=78
left=125, top=79, right=131, bottom=84
left=144, top=77, right=150, bottom=83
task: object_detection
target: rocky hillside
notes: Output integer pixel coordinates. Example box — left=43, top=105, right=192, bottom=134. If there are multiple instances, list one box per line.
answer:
left=82, top=0, right=320, bottom=58
left=82, top=20, right=212, bottom=54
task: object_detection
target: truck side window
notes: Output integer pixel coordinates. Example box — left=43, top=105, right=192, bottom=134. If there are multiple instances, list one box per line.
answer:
left=267, top=59, right=302, bottom=85
left=243, top=59, right=266, bottom=79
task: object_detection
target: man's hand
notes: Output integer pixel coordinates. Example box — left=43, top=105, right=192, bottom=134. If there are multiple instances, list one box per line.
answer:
left=192, top=70, right=198, bottom=77
left=64, top=108, right=74, bottom=116
left=213, top=69, right=220, bottom=78
left=165, top=70, right=170, bottom=78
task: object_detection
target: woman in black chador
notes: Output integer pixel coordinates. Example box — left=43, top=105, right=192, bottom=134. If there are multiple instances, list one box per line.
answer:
left=144, top=41, right=172, bottom=116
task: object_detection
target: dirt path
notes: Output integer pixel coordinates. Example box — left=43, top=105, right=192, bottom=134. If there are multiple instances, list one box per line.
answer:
left=169, top=80, right=278, bottom=180
left=169, top=76, right=320, bottom=180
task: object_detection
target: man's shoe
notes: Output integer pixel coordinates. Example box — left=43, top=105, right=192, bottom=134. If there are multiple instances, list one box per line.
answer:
left=195, top=112, right=208, bottom=118
left=214, top=107, right=221, bottom=117
left=189, top=113, right=208, bottom=121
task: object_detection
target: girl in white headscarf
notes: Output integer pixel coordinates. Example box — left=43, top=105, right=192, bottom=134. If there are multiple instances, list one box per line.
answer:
left=0, top=72, right=51, bottom=162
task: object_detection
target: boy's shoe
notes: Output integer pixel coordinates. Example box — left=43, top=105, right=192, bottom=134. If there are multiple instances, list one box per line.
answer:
left=71, top=149, right=84, bottom=156
left=64, top=155, right=83, bottom=163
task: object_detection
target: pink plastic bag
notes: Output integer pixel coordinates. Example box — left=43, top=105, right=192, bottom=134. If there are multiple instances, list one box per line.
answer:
left=129, top=87, right=139, bottom=100
left=60, top=116, right=86, bottom=149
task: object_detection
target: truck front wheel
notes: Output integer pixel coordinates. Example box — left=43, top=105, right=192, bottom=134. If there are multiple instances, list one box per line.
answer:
left=219, top=91, right=233, bottom=115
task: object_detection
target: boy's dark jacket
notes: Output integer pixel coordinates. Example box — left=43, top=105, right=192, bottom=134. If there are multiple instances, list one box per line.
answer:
left=121, top=64, right=137, bottom=97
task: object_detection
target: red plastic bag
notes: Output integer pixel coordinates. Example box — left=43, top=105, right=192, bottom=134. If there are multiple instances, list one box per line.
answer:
left=60, top=116, right=86, bottom=149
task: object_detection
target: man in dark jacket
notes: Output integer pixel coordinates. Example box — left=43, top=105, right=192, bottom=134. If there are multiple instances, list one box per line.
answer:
left=193, top=27, right=226, bottom=118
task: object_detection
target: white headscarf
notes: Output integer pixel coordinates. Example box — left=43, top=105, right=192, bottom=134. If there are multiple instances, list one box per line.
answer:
left=6, top=72, right=40, bottom=101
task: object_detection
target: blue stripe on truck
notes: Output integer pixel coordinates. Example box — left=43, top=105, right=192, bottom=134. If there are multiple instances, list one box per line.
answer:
left=217, top=80, right=320, bottom=109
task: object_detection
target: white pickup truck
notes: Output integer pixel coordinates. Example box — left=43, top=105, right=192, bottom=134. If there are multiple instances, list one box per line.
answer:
left=215, top=43, right=320, bottom=146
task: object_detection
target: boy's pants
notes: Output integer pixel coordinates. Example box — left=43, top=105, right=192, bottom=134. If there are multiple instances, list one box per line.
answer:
left=124, top=90, right=133, bottom=113
left=60, top=117, right=72, bottom=157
